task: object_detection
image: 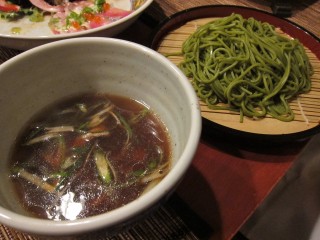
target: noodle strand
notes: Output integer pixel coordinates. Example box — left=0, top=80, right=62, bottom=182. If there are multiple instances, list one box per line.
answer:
left=173, top=13, right=313, bottom=122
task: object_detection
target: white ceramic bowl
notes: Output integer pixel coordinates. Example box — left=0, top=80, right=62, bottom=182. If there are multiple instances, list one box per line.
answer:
left=0, top=37, right=201, bottom=237
left=0, top=0, right=153, bottom=50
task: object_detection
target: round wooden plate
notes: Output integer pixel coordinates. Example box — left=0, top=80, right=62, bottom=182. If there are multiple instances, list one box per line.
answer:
left=151, top=5, right=320, bottom=142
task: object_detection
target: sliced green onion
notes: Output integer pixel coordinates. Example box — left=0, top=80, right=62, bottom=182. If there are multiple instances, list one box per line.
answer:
left=24, top=133, right=61, bottom=145
left=76, top=103, right=87, bottom=113
left=61, top=156, right=77, bottom=170
left=17, top=169, right=56, bottom=193
left=95, top=0, right=105, bottom=12
left=28, top=8, right=44, bottom=22
left=45, top=126, right=74, bottom=133
left=140, top=162, right=170, bottom=184
left=148, top=159, right=158, bottom=170
left=94, top=149, right=113, bottom=184
left=116, top=112, right=132, bottom=145
left=129, top=109, right=149, bottom=125
left=132, top=169, right=146, bottom=177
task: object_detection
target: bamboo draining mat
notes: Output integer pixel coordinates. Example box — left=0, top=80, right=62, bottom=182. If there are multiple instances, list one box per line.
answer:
left=156, top=17, right=320, bottom=136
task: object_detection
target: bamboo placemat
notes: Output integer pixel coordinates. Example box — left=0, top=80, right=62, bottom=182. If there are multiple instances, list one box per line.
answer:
left=0, top=195, right=212, bottom=240
left=0, top=47, right=21, bottom=64
left=156, top=17, right=320, bottom=136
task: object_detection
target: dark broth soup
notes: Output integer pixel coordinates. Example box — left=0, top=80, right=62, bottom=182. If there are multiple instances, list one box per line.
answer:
left=8, top=93, right=171, bottom=220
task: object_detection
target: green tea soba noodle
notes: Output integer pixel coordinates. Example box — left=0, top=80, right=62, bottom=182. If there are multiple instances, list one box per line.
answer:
left=170, top=13, right=313, bottom=122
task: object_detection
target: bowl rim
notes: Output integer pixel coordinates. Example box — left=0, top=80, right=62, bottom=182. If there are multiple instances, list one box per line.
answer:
left=0, top=37, right=202, bottom=236
left=0, top=0, right=154, bottom=40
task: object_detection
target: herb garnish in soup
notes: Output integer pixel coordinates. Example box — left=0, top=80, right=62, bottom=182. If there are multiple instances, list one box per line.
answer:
left=8, top=93, right=171, bottom=220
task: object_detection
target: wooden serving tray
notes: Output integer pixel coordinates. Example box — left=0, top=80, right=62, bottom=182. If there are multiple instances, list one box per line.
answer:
left=152, top=7, right=320, bottom=139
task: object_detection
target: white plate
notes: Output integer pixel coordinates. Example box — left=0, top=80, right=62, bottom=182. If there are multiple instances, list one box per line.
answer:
left=0, top=0, right=153, bottom=50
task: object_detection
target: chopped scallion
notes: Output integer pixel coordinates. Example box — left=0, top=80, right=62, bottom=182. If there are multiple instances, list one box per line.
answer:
left=94, top=149, right=112, bottom=184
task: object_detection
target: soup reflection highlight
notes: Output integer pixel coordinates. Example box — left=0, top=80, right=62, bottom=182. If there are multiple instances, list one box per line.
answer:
left=8, top=93, right=172, bottom=220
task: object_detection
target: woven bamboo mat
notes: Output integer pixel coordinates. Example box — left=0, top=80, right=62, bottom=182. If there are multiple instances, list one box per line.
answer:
left=0, top=195, right=211, bottom=240
left=156, top=17, right=320, bottom=136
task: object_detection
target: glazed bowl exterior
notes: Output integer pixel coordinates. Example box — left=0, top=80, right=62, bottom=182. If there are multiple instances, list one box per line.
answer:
left=0, top=37, right=201, bottom=237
